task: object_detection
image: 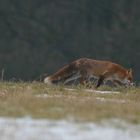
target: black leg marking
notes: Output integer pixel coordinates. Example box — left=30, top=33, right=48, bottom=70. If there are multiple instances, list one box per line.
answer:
left=96, top=76, right=104, bottom=88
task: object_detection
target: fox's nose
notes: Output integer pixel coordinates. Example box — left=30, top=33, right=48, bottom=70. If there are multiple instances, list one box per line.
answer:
left=130, top=82, right=135, bottom=86
left=127, top=80, right=135, bottom=86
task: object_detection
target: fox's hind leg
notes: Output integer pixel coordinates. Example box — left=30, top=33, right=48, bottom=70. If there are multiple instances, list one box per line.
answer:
left=64, top=73, right=81, bottom=84
left=79, top=70, right=92, bottom=88
left=112, top=80, right=123, bottom=86
left=79, top=76, right=86, bottom=85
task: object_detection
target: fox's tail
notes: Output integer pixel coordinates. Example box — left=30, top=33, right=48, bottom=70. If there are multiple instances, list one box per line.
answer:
left=44, top=62, right=78, bottom=84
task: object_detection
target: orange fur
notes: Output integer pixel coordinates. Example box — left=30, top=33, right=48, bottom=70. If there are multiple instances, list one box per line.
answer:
left=44, top=58, right=133, bottom=87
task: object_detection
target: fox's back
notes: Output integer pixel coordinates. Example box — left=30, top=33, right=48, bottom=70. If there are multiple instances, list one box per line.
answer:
left=75, top=58, right=125, bottom=76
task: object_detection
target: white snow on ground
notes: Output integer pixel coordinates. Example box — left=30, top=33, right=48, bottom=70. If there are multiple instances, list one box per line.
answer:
left=64, top=88, right=120, bottom=94
left=0, top=117, right=140, bottom=140
left=36, top=94, right=128, bottom=103
left=95, top=97, right=130, bottom=103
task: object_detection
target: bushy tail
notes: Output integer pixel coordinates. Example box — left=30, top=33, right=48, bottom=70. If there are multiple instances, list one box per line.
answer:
left=44, top=62, right=78, bottom=84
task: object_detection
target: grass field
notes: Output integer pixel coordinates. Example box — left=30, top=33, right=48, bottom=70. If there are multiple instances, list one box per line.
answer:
left=0, top=82, right=140, bottom=124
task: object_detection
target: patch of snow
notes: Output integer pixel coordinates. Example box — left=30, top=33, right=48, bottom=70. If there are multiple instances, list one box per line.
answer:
left=96, top=97, right=129, bottom=103
left=35, top=94, right=49, bottom=98
left=0, top=117, right=139, bottom=140
left=93, top=90, right=120, bottom=94
left=84, top=89, right=120, bottom=94
left=43, top=87, right=120, bottom=94
left=64, top=88, right=120, bottom=94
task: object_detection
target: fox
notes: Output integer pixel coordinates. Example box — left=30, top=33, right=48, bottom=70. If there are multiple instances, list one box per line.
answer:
left=44, top=58, right=133, bottom=88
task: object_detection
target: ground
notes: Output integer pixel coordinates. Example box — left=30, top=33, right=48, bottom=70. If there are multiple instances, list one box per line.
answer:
left=0, top=82, right=140, bottom=123
left=0, top=82, right=140, bottom=140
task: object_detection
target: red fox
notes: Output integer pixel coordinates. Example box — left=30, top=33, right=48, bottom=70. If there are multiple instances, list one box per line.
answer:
left=44, top=58, right=133, bottom=88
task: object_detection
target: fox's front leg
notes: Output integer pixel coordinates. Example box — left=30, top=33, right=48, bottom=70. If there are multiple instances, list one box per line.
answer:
left=96, top=76, right=105, bottom=88
left=96, top=71, right=111, bottom=88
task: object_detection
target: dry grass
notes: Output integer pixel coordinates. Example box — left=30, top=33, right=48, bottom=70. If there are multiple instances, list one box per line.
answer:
left=0, top=82, right=140, bottom=123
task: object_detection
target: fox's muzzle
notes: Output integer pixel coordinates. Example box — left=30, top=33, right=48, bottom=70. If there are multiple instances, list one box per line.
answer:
left=125, top=81, right=135, bottom=87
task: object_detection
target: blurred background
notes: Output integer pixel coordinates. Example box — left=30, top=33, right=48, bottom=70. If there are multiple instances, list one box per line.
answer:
left=0, top=0, right=140, bottom=82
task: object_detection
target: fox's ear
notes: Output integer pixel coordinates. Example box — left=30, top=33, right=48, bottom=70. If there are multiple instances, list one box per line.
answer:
left=128, top=68, right=132, bottom=74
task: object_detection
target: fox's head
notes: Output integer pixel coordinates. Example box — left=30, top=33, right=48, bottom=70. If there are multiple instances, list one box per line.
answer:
left=123, top=68, right=134, bottom=86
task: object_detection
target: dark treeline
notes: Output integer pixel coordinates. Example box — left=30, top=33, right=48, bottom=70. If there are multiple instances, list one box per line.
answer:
left=0, top=0, right=140, bottom=82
